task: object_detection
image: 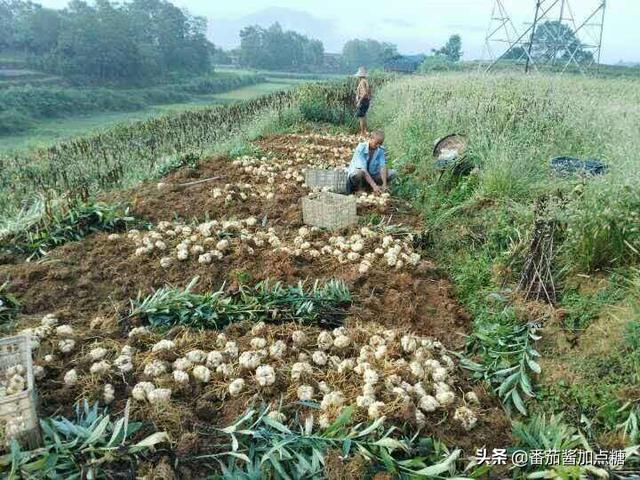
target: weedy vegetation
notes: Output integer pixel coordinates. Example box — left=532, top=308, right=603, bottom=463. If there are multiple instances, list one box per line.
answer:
left=200, top=407, right=470, bottom=479
left=130, top=277, right=352, bottom=330
left=0, top=197, right=136, bottom=259
left=0, top=401, right=167, bottom=479
left=367, top=72, right=640, bottom=447
left=0, top=282, right=20, bottom=329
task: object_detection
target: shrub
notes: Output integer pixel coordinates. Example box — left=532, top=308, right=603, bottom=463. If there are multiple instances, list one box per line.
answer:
left=0, top=109, right=33, bottom=135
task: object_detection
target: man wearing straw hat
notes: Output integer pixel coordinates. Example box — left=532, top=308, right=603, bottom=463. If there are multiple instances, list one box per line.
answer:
left=347, top=130, right=395, bottom=195
left=354, top=66, right=371, bottom=136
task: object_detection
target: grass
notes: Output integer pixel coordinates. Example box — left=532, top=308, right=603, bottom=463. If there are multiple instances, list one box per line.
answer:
left=0, top=73, right=265, bottom=136
left=213, top=65, right=343, bottom=81
left=534, top=271, right=640, bottom=445
left=365, top=72, right=640, bottom=444
left=0, top=80, right=298, bottom=154
left=558, top=274, right=627, bottom=332
left=210, top=81, right=299, bottom=102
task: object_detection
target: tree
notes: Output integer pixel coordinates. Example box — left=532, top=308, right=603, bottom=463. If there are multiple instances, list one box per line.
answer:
left=51, top=0, right=141, bottom=82
left=125, top=0, right=211, bottom=75
left=211, top=46, right=232, bottom=65
left=238, top=25, right=263, bottom=68
left=238, top=23, right=324, bottom=71
left=502, top=46, right=527, bottom=61
left=0, top=0, right=60, bottom=53
left=418, top=55, right=457, bottom=73
left=432, top=34, right=462, bottom=62
left=499, top=21, right=594, bottom=66
left=530, top=20, right=593, bottom=64
left=0, top=0, right=213, bottom=83
left=341, top=39, right=398, bottom=70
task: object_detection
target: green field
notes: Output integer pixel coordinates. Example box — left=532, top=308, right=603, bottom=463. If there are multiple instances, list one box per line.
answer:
left=0, top=80, right=298, bottom=153
left=214, top=64, right=343, bottom=80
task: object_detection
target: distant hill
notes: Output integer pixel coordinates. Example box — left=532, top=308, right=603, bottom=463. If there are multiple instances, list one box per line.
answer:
left=615, top=60, right=640, bottom=67
left=208, top=7, right=343, bottom=53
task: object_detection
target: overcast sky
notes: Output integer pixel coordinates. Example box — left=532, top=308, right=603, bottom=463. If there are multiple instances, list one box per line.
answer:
left=37, top=0, right=640, bottom=64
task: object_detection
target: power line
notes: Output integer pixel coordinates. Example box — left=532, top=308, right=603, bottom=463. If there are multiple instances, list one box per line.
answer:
left=484, top=0, right=607, bottom=74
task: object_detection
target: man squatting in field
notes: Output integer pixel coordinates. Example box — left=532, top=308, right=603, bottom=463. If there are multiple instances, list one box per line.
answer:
left=347, top=130, right=396, bottom=194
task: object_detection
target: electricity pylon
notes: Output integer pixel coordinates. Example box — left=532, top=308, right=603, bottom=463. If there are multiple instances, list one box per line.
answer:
left=484, top=0, right=607, bottom=74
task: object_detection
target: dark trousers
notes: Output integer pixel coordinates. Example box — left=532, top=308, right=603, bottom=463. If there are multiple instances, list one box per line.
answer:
left=348, top=169, right=396, bottom=192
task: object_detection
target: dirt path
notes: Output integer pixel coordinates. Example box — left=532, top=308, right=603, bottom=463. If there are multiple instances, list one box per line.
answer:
left=0, top=128, right=511, bottom=469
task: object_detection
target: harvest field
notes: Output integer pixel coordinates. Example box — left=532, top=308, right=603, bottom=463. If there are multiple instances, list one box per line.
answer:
left=0, top=73, right=639, bottom=478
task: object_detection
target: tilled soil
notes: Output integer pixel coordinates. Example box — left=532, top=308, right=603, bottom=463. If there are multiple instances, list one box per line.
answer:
left=0, top=129, right=511, bottom=474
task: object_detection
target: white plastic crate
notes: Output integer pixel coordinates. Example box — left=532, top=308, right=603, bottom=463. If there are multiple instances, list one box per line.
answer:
left=0, top=335, right=40, bottom=449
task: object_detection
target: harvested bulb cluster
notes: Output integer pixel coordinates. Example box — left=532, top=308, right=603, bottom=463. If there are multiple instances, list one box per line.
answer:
left=316, top=228, right=421, bottom=273
left=286, top=133, right=359, bottom=163
left=19, top=313, right=61, bottom=350
left=0, top=365, right=27, bottom=397
left=18, top=314, right=80, bottom=384
left=212, top=183, right=253, bottom=204
left=232, top=156, right=305, bottom=195
left=2, top=415, right=28, bottom=446
left=127, top=217, right=263, bottom=266
left=356, top=192, right=391, bottom=208
left=123, top=322, right=479, bottom=433
left=127, top=214, right=422, bottom=276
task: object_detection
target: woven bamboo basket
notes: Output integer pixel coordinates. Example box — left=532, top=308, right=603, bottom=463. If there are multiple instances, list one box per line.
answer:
left=302, top=192, right=357, bottom=230
left=0, top=335, right=40, bottom=450
left=304, top=169, right=349, bottom=193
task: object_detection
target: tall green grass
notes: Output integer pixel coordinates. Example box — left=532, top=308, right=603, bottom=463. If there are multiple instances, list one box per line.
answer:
left=369, top=73, right=640, bottom=422
left=370, top=73, right=640, bottom=274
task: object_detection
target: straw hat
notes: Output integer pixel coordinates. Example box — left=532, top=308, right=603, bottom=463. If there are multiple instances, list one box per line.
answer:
left=354, top=66, right=367, bottom=77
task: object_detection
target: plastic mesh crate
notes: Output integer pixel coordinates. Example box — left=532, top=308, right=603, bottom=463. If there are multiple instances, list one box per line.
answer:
left=304, top=169, right=349, bottom=194
left=0, top=335, right=40, bottom=449
left=302, top=192, right=357, bottom=230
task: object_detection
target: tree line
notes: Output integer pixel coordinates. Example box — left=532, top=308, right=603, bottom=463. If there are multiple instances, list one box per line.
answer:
left=0, top=0, right=466, bottom=81
left=0, top=0, right=213, bottom=84
left=234, top=23, right=464, bottom=73
left=235, top=24, right=404, bottom=72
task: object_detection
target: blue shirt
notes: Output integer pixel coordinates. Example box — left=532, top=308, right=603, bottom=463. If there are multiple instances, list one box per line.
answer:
left=348, top=142, right=387, bottom=177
